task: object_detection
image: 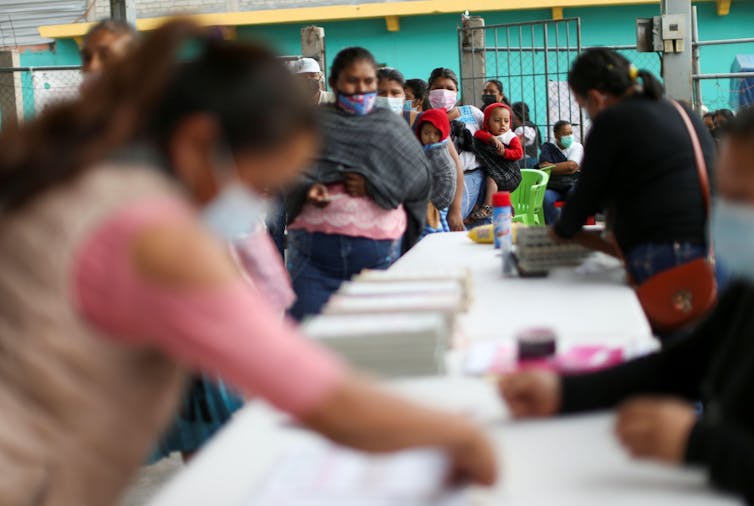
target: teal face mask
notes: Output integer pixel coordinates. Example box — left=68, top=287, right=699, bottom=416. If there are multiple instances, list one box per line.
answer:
left=712, top=198, right=754, bottom=281
left=559, top=135, right=574, bottom=149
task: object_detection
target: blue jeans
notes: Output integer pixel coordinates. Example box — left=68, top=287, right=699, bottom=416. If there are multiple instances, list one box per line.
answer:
left=544, top=189, right=567, bottom=225
left=625, top=242, right=707, bottom=284
left=461, top=169, right=490, bottom=227
left=286, top=230, right=402, bottom=321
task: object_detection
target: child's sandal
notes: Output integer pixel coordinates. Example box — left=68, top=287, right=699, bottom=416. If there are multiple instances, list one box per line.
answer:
left=467, top=204, right=493, bottom=223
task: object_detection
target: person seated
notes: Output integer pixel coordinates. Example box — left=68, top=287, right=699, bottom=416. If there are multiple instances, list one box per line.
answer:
left=538, top=120, right=584, bottom=224
left=500, top=106, right=754, bottom=504
left=511, top=102, right=543, bottom=169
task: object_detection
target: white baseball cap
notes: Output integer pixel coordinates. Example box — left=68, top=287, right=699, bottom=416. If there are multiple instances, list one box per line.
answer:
left=296, top=57, right=321, bottom=74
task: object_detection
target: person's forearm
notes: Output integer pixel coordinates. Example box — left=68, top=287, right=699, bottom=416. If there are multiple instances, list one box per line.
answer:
left=572, top=230, right=621, bottom=257
left=550, top=161, right=574, bottom=175
left=302, top=375, right=474, bottom=453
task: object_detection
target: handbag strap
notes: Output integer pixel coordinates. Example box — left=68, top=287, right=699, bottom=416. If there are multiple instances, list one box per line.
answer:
left=669, top=100, right=711, bottom=214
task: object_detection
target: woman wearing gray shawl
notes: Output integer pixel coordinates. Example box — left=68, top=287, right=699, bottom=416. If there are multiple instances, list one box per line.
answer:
left=286, top=47, right=431, bottom=321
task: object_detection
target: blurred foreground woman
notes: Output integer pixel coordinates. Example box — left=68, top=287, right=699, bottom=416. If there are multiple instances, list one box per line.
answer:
left=0, top=23, right=495, bottom=505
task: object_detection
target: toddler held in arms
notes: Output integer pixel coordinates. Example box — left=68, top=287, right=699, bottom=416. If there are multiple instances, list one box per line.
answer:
left=467, top=103, right=523, bottom=225
left=416, top=109, right=457, bottom=232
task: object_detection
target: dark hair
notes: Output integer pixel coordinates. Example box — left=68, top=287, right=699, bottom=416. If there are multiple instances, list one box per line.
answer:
left=428, top=67, right=459, bottom=89
left=511, top=101, right=531, bottom=122
left=703, top=112, right=715, bottom=119
left=720, top=106, right=754, bottom=141
left=83, top=18, right=135, bottom=43
left=483, top=79, right=511, bottom=107
left=405, top=78, right=430, bottom=111
left=0, top=22, right=315, bottom=212
left=553, top=120, right=571, bottom=135
left=377, top=67, right=405, bottom=87
left=568, top=47, right=664, bottom=101
left=715, top=108, right=735, bottom=122
left=405, top=78, right=427, bottom=99
left=329, top=47, right=377, bottom=86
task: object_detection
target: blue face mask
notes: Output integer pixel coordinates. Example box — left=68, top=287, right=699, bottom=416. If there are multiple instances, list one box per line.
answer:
left=336, top=91, right=377, bottom=116
left=559, top=135, right=574, bottom=149
left=712, top=198, right=754, bottom=281
left=403, top=100, right=413, bottom=112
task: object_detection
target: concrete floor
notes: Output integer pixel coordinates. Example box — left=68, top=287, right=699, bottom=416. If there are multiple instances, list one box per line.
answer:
left=119, top=454, right=184, bottom=506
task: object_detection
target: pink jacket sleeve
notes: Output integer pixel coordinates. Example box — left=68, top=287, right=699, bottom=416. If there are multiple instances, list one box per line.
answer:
left=73, top=198, right=345, bottom=416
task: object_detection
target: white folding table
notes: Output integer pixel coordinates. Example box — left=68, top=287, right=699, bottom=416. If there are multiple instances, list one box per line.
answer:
left=147, top=233, right=740, bottom=505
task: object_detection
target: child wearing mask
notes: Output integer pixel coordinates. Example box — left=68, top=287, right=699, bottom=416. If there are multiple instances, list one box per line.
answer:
left=415, top=109, right=458, bottom=233
left=468, top=103, right=524, bottom=223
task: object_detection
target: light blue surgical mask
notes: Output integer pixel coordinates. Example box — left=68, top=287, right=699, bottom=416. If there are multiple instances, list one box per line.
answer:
left=375, top=96, right=405, bottom=115
left=559, top=134, right=574, bottom=150
left=403, top=100, right=413, bottom=112
left=711, top=198, right=754, bottom=280
left=201, top=182, right=268, bottom=242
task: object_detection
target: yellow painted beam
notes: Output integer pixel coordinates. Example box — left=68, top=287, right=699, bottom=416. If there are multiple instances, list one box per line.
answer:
left=385, top=15, right=400, bottom=32
left=40, top=0, right=680, bottom=39
left=716, top=0, right=731, bottom=16
left=552, top=6, right=564, bottom=19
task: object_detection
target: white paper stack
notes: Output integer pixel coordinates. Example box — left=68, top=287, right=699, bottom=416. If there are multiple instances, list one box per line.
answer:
left=515, top=226, right=592, bottom=274
left=352, top=268, right=473, bottom=311
left=302, top=312, right=448, bottom=378
left=244, top=438, right=466, bottom=506
left=323, top=293, right=461, bottom=328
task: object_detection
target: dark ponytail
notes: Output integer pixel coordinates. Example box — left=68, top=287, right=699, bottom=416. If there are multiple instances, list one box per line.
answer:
left=568, top=47, right=664, bottom=101
left=0, top=21, right=314, bottom=212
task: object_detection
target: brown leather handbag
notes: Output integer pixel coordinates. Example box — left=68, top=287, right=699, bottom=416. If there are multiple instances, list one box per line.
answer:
left=632, top=100, right=717, bottom=333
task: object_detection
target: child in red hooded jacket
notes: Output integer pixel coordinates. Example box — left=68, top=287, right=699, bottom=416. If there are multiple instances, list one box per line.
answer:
left=415, top=108, right=457, bottom=231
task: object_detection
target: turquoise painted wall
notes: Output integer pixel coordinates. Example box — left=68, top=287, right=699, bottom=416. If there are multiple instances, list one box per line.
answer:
left=240, top=2, right=752, bottom=114
left=17, top=39, right=80, bottom=119
left=12, top=2, right=754, bottom=121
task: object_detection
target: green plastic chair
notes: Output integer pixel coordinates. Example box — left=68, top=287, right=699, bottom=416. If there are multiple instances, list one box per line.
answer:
left=511, top=168, right=549, bottom=226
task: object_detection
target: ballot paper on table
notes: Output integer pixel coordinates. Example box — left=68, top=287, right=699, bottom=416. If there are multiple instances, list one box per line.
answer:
left=244, top=438, right=467, bottom=506
left=302, top=312, right=448, bottom=378
left=337, top=280, right=471, bottom=311
left=354, top=268, right=473, bottom=308
left=323, top=293, right=462, bottom=328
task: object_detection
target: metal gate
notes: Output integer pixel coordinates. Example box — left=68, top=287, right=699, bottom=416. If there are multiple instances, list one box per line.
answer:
left=458, top=17, right=585, bottom=143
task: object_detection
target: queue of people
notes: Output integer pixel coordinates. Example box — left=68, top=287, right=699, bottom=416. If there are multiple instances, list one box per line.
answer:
left=3, top=16, right=754, bottom=505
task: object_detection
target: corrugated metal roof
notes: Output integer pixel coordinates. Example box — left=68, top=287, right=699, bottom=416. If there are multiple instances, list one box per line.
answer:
left=0, top=0, right=85, bottom=48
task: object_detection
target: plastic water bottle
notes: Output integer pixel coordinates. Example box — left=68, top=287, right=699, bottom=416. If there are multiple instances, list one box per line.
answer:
left=493, top=191, right=516, bottom=276
left=492, top=191, right=512, bottom=250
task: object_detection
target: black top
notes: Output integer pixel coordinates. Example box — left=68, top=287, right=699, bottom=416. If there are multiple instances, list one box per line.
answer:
left=539, top=141, right=579, bottom=193
left=553, top=96, right=715, bottom=252
left=561, top=281, right=754, bottom=503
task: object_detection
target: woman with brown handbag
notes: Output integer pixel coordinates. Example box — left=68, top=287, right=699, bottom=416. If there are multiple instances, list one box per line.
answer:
left=550, top=48, right=718, bottom=337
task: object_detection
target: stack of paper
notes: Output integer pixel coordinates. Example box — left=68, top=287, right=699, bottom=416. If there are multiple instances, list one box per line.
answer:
left=302, top=312, right=448, bottom=378
left=353, top=268, right=473, bottom=311
left=244, top=438, right=465, bottom=506
left=323, top=292, right=462, bottom=327
left=515, top=227, right=592, bottom=274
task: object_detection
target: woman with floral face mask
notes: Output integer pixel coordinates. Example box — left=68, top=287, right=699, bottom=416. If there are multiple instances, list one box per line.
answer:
left=428, top=67, right=485, bottom=230
left=285, top=48, right=432, bottom=321
left=0, top=27, right=496, bottom=505
left=499, top=106, right=754, bottom=504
